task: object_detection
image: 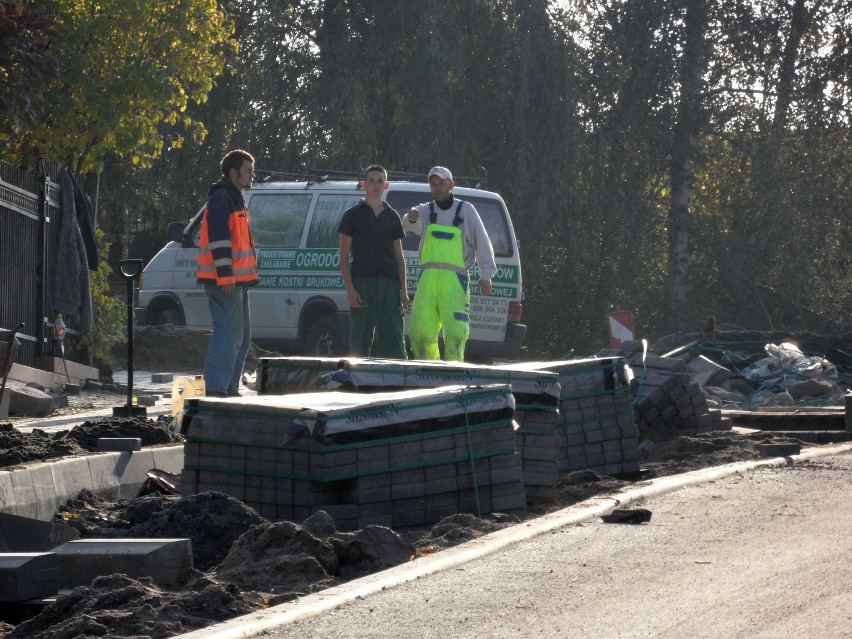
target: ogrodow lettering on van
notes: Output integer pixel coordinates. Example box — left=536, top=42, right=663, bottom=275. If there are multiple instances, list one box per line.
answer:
left=294, top=251, right=339, bottom=269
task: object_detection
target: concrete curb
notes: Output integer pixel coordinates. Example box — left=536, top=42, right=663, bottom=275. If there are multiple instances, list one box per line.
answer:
left=171, top=441, right=852, bottom=639
left=0, top=445, right=184, bottom=520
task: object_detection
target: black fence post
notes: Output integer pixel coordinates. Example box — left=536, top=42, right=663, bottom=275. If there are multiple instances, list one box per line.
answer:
left=35, top=158, right=48, bottom=357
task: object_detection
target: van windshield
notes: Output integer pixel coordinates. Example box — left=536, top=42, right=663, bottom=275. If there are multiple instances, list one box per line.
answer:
left=385, top=193, right=513, bottom=257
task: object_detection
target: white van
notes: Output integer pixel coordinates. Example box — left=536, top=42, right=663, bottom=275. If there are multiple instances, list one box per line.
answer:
left=136, top=175, right=526, bottom=361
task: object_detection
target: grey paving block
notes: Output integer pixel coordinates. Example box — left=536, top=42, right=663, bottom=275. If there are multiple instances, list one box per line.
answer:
left=0, top=512, right=79, bottom=552
left=0, top=553, right=58, bottom=601
left=54, top=538, right=193, bottom=588
left=7, top=383, right=53, bottom=417
left=151, top=373, right=174, bottom=383
left=759, top=443, right=801, bottom=457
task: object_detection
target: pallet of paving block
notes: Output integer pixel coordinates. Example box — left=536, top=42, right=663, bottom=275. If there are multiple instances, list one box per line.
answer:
left=256, top=356, right=352, bottom=394
left=554, top=391, right=640, bottom=476
left=197, top=428, right=523, bottom=531
left=181, top=383, right=515, bottom=448
left=257, top=356, right=560, bottom=410
left=183, top=410, right=517, bottom=496
left=512, top=407, right=560, bottom=501
left=494, top=357, right=628, bottom=400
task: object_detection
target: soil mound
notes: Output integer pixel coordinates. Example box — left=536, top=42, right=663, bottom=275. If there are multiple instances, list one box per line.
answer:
left=59, top=490, right=267, bottom=571
left=6, top=573, right=256, bottom=639
left=0, top=416, right=181, bottom=468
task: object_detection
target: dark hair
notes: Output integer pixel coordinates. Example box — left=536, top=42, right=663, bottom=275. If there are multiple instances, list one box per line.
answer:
left=220, top=149, right=255, bottom=177
left=363, top=164, right=387, bottom=181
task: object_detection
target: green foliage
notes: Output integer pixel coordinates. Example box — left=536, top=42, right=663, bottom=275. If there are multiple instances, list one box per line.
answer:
left=78, top=229, right=125, bottom=374
left=0, top=3, right=59, bottom=132
left=1, top=0, right=235, bottom=173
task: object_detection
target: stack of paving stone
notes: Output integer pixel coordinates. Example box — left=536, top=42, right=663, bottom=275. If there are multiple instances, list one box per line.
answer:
left=180, top=384, right=526, bottom=530
left=496, top=358, right=641, bottom=476
left=257, top=357, right=563, bottom=503
left=599, top=341, right=730, bottom=434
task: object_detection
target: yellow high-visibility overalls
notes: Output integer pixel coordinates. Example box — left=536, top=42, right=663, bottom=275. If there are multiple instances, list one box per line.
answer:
left=410, top=202, right=470, bottom=361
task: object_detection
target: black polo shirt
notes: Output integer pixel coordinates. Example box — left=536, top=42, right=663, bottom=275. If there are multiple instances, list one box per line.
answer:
left=337, top=200, right=405, bottom=280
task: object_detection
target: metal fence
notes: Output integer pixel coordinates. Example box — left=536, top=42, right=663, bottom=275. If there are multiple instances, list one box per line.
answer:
left=0, top=158, right=81, bottom=367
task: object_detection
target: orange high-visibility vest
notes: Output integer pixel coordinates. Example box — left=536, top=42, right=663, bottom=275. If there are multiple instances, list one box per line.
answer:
left=197, top=198, right=258, bottom=286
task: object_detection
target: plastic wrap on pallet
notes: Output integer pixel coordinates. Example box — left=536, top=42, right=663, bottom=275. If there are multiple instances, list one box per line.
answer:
left=182, top=384, right=515, bottom=446
left=257, top=356, right=560, bottom=408
left=494, top=357, right=626, bottom=397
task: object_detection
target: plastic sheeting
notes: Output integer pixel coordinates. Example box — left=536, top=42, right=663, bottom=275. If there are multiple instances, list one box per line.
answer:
left=257, top=357, right=559, bottom=408
left=493, top=356, right=627, bottom=398
left=182, top=383, right=516, bottom=446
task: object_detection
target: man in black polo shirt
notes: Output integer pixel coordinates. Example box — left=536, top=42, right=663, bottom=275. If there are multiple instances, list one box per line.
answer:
left=338, top=164, right=409, bottom=358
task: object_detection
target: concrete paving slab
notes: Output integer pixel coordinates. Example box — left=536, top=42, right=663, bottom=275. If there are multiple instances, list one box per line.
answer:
left=7, top=469, right=36, bottom=519
left=28, top=464, right=57, bottom=521
left=151, top=445, right=184, bottom=473
left=113, top=450, right=156, bottom=499
left=49, top=457, right=94, bottom=504
left=0, top=553, right=58, bottom=601
left=0, top=512, right=79, bottom=552
left=0, top=471, right=15, bottom=515
left=54, top=538, right=193, bottom=588
left=86, top=454, right=123, bottom=501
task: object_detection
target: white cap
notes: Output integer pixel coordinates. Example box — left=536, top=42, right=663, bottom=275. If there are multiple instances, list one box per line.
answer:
left=427, top=166, right=453, bottom=181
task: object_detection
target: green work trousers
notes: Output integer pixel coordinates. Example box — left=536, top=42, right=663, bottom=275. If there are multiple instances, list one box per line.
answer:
left=349, top=275, right=407, bottom=358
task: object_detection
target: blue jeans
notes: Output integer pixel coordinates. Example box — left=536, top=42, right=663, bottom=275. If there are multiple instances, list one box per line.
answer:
left=203, top=283, right=251, bottom=394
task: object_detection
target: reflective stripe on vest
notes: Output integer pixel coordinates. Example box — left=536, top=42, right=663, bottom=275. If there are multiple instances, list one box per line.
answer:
left=197, top=205, right=258, bottom=285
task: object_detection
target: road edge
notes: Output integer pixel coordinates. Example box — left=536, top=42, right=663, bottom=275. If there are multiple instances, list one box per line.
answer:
left=172, top=441, right=852, bottom=639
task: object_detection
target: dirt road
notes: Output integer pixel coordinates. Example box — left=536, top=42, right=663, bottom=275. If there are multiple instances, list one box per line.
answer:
left=209, top=450, right=851, bottom=639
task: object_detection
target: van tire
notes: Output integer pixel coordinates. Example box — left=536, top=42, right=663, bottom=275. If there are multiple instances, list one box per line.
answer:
left=304, top=316, right=342, bottom=357
left=152, top=307, right=184, bottom=326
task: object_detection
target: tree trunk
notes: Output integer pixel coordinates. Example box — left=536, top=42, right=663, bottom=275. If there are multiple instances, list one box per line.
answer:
left=667, top=0, right=707, bottom=332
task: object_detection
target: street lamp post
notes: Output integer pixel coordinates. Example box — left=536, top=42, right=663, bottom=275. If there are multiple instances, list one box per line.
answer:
left=114, top=259, right=146, bottom=418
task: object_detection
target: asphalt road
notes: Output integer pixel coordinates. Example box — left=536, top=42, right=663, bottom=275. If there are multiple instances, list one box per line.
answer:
left=176, top=447, right=852, bottom=639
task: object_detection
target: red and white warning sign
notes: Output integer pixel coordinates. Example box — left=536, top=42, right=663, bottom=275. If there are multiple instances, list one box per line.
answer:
left=606, top=310, right=634, bottom=348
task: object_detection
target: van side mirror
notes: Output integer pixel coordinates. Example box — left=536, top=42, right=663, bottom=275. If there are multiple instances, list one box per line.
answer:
left=168, top=222, right=195, bottom=247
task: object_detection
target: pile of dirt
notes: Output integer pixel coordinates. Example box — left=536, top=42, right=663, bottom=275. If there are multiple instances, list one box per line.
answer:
left=0, top=417, right=181, bottom=468
left=6, top=573, right=256, bottom=639
left=57, top=490, right=266, bottom=572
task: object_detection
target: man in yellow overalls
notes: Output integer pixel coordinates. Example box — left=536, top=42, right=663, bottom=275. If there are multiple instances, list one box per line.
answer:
left=403, top=166, right=496, bottom=361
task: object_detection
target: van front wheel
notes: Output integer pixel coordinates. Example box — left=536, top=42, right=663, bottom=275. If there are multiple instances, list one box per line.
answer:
left=304, top=316, right=342, bottom=357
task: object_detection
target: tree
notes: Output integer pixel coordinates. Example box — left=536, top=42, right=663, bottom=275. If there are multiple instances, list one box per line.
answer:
left=1, top=0, right=235, bottom=173
left=666, top=0, right=709, bottom=332
left=0, top=2, right=59, bottom=133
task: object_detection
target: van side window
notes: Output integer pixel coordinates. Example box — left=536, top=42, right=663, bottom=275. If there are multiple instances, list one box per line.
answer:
left=307, top=194, right=363, bottom=247
left=248, top=193, right=312, bottom=247
left=385, top=193, right=512, bottom=257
